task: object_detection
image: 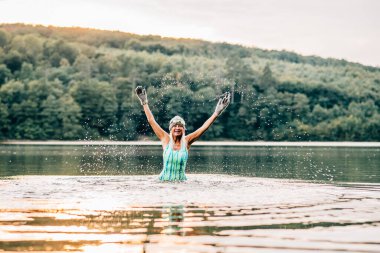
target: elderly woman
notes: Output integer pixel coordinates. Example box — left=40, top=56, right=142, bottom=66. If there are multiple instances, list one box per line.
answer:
left=135, top=86, right=230, bottom=181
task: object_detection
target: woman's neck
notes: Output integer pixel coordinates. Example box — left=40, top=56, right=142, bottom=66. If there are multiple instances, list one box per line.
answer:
left=172, top=135, right=182, bottom=143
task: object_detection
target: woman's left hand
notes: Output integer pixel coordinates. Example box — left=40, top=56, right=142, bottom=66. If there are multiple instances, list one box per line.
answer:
left=214, top=92, right=231, bottom=116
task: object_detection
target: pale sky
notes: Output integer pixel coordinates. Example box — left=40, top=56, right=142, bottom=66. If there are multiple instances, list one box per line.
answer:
left=1, top=0, right=379, bottom=67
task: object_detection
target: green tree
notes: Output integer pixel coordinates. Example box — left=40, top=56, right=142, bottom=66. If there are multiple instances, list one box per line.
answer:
left=40, top=94, right=62, bottom=139
left=225, top=55, right=257, bottom=102
left=70, top=79, right=118, bottom=138
left=0, top=29, right=10, bottom=48
left=41, top=93, right=83, bottom=139
left=95, top=54, right=120, bottom=81
left=259, top=64, right=277, bottom=88
left=59, top=94, right=83, bottom=139
left=3, top=50, right=23, bottom=73
left=18, top=62, right=35, bottom=81
left=0, top=23, right=379, bottom=141
left=43, top=40, right=79, bottom=66
left=73, top=54, right=92, bottom=79
left=0, top=98, right=9, bottom=138
left=0, top=64, right=12, bottom=85
left=10, top=34, right=43, bottom=64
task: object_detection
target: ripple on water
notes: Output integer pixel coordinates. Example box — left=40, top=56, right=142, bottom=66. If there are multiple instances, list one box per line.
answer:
left=1, top=175, right=380, bottom=252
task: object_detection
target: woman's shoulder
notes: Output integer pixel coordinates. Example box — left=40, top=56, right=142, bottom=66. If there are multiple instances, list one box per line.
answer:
left=181, top=137, right=190, bottom=151
left=161, top=134, right=170, bottom=149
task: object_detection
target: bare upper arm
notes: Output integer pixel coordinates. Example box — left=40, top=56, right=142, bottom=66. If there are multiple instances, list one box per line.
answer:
left=185, top=113, right=218, bottom=148
left=148, top=117, right=167, bottom=140
left=143, top=104, right=170, bottom=146
left=185, top=130, right=202, bottom=147
left=161, top=134, right=170, bottom=149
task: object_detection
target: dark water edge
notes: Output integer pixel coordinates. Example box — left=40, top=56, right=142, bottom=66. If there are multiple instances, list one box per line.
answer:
left=1, top=140, right=380, bottom=146
left=1, top=143, right=379, bottom=183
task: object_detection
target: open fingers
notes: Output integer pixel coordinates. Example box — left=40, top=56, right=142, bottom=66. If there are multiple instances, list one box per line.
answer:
left=223, top=92, right=230, bottom=105
left=135, top=86, right=142, bottom=94
left=136, top=86, right=146, bottom=96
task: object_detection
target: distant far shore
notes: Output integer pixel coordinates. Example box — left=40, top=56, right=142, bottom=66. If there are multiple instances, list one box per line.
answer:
left=1, top=140, right=380, bottom=147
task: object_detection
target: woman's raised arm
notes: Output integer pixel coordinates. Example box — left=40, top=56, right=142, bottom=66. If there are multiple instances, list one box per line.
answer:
left=186, top=92, right=230, bottom=148
left=135, top=86, right=169, bottom=146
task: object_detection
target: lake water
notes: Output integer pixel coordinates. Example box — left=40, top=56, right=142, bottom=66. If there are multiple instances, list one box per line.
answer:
left=1, top=143, right=380, bottom=252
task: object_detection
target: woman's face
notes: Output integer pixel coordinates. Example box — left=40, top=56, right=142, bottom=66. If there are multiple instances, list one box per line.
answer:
left=171, top=124, right=185, bottom=137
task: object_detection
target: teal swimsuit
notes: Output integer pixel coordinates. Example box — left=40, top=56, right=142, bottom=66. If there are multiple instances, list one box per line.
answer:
left=159, top=140, right=188, bottom=181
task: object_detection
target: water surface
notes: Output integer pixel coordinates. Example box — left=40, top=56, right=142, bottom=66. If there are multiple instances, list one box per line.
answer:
left=1, top=144, right=379, bottom=182
left=1, top=144, right=379, bottom=252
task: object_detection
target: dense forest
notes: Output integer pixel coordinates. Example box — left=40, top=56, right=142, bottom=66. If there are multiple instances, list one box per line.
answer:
left=0, top=23, right=379, bottom=141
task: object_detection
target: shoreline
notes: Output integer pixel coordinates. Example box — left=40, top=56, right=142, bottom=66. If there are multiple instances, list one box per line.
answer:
left=1, top=140, right=380, bottom=147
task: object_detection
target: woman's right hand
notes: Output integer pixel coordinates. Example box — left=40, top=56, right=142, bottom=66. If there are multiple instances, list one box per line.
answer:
left=135, top=86, right=148, bottom=105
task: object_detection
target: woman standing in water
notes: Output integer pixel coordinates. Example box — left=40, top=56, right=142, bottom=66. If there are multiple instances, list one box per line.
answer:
left=135, top=86, right=231, bottom=181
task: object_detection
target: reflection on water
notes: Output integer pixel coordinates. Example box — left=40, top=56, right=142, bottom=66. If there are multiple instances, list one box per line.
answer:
left=0, top=144, right=379, bottom=252
left=1, top=175, right=380, bottom=252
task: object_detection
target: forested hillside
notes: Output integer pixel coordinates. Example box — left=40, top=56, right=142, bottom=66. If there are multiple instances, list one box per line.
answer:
left=0, top=24, right=379, bottom=141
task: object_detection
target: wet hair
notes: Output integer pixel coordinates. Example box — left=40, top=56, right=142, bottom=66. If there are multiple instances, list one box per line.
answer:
left=168, top=116, right=187, bottom=150
left=168, top=134, right=186, bottom=150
